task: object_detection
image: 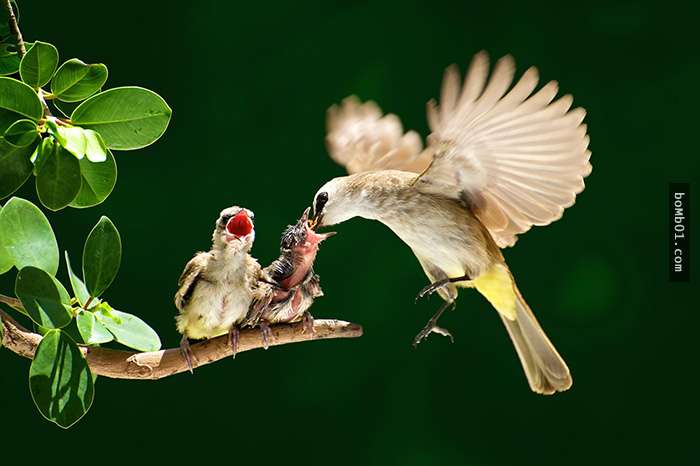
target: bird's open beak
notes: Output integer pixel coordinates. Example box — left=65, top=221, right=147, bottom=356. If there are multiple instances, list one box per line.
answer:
left=308, top=210, right=322, bottom=230
left=226, top=210, right=254, bottom=240
left=304, top=209, right=335, bottom=243
left=305, top=227, right=336, bottom=245
left=303, top=206, right=322, bottom=230
left=315, top=230, right=336, bottom=241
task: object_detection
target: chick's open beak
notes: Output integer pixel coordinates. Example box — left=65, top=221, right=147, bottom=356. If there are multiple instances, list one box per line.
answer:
left=226, top=210, right=254, bottom=239
left=315, top=231, right=336, bottom=241
left=304, top=210, right=335, bottom=243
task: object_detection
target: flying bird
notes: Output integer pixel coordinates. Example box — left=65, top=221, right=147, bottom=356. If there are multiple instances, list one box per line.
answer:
left=310, top=52, right=591, bottom=394
left=174, top=206, right=261, bottom=371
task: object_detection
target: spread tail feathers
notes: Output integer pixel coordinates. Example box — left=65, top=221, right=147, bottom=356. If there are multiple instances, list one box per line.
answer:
left=500, top=285, right=572, bottom=395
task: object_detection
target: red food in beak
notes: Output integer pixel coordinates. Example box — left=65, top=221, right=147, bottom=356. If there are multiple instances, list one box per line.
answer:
left=226, top=211, right=253, bottom=238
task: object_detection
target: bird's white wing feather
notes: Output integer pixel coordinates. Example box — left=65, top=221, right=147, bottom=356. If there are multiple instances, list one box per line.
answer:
left=418, top=52, right=592, bottom=247
left=326, top=96, right=433, bottom=174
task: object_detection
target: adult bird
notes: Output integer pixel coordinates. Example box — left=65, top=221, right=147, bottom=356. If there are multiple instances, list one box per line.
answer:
left=310, top=52, right=591, bottom=394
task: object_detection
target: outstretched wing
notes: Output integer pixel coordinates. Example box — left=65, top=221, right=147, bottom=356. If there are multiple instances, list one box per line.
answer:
left=174, top=252, right=209, bottom=311
left=325, top=96, right=433, bottom=174
left=417, top=52, right=592, bottom=247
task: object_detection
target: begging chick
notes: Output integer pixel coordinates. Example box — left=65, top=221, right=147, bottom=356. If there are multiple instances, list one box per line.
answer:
left=175, top=206, right=260, bottom=371
left=247, top=208, right=334, bottom=344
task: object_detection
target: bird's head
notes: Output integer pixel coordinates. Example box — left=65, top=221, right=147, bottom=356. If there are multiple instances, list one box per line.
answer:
left=310, top=177, right=359, bottom=228
left=281, top=207, right=335, bottom=253
left=213, top=206, right=255, bottom=252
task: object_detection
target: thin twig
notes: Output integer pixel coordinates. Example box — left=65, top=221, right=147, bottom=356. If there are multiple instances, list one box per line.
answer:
left=0, top=299, right=362, bottom=380
left=2, top=0, right=26, bottom=57
left=2, top=1, right=52, bottom=116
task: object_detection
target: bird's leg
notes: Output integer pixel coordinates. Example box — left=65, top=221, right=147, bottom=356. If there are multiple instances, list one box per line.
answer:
left=416, top=274, right=471, bottom=301
left=302, top=312, right=315, bottom=335
left=259, top=321, right=273, bottom=349
left=179, top=335, right=196, bottom=373
left=412, top=300, right=457, bottom=347
left=228, top=326, right=240, bottom=359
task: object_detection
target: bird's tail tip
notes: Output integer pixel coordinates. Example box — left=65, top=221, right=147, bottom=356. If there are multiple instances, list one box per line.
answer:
left=502, top=284, right=573, bottom=395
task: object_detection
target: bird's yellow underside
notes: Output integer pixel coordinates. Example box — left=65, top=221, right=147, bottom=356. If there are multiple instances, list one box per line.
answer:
left=466, top=263, right=517, bottom=320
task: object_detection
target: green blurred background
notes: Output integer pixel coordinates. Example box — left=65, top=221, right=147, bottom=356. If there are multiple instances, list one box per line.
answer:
left=1, top=0, right=697, bottom=464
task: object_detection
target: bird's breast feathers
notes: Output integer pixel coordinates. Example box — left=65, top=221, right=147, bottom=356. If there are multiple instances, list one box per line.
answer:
left=176, top=257, right=259, bottom=340
left=379, top=198, right=495, bottom=278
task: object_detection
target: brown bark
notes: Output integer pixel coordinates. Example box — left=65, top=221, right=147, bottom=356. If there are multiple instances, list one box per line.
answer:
left=0, top=301, right=362, bottom=380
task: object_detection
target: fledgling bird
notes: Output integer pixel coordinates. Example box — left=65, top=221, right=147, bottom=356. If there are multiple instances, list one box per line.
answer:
left=310, top=52, right=591, bottom=394
left=247, top=208, right=334, bottom=342
left=174, top=206, right=260, bottom=371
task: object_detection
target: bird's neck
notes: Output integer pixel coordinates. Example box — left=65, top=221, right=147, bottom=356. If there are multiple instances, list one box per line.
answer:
left=209, top=244, right=248, bottom=277
left=343, top=171, right=418, bottom=222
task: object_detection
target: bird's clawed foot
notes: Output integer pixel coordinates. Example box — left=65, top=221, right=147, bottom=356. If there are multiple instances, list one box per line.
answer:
left=412, top=321, right=454, bottom=347
left=228, top=326, right=240, bottom=358
left=180, top=335, right=196, bottom=373
left=412, top=300, right=456, bottom=347
left=416, top=280, right=450, bottom=301
left=302, top=312, right=315, bottom=335
left=416, top=274, right=472, bottom=301
left=259, top=322, right=273, bottom=349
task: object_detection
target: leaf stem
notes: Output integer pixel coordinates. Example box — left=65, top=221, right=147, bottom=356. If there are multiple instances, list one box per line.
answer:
left=2, top=0, right=26, bottom=58
left=83, top=296, right=94, bottom=310
left=1, top=3, right=55, bottom=118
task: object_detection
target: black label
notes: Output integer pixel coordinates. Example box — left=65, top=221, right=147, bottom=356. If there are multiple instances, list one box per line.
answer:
left=669, top=183, right=690, bottom=282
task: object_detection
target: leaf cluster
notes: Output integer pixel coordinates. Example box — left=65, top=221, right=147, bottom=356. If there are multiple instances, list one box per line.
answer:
left=1, top=199, right=161, bottom=427
left=1, top=4, right=169, bottom=429
left=1, top=37, right=171, bottom=210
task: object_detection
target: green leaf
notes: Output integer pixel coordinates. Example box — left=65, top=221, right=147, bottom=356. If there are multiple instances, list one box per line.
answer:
left=19, top=41, right=58, bottom=88
left=15, top=266, right=72, bottom=328
left=51, top=98, right=79, bottom=119
left=0, top=76, right=43, bottom=120
left=29, top=329, right=94, bottom=428
left=0, top=43, right=20, bottom=76
left=82, top=128, right=108, bottom=162
left=71, top=87, right=171, bottom=150
left=55, top=125, right=87, bottom=159
left=83, top=216, right=121, bottom=297
left=0, top=54, right=19, bottom=76
left=50, top=59, right=107, bottom=102
left=95, top=304, right=161, bottom=351
left=0, top=197, right=59, bottom=274
left=36, top=144, right=81, bottom=211
left=31, top=136, right=51, bottom=174
left=3, top=118, right=37, bottom=146
left=58, top=319, right=87, bottom=344
left=69, top=148, right=116, bottom=208
left=0, top=41, right=33, bottom=76
left=0, top=107, right=21, bottom=133
left=64, top=251, right=90, bottom=306
left=0, top=136, right=35, bottom=199
left=76, top=310, right=113, bottom=345
left=0, top=203, right=12, bottom=274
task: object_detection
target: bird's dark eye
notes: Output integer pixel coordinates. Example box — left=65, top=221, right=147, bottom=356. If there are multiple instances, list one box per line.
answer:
left=218, top=212, right=234, bottom=228
left=315, top=192, right=329, bottom=214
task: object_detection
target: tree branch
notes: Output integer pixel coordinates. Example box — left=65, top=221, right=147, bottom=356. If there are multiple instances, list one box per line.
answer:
left=0, top=298, right=362, bottom=380
left=2, top=0, right=26, bottom=57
